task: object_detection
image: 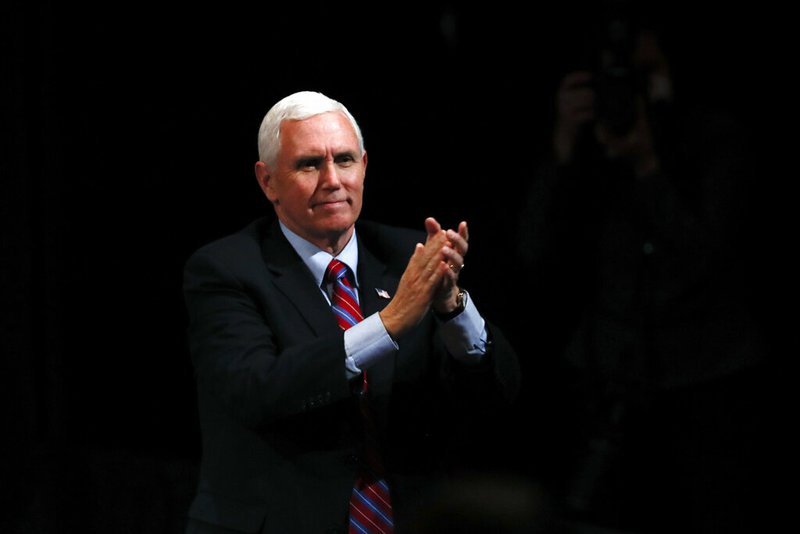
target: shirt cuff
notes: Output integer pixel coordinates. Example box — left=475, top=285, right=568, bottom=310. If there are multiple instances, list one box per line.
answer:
left=344, top=312, right=398, bottom=378
left=438, top=292, right=488, bottom=364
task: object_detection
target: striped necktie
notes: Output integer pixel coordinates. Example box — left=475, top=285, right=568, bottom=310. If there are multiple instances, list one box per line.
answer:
left=324, top=259, right=394, bottom=534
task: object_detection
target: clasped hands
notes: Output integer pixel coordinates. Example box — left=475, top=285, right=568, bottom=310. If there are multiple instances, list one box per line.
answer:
left=378, top=217, right=468, bottom=339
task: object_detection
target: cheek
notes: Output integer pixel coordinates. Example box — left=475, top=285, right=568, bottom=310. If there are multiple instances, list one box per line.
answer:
left=282, top=188, right=311, bottom=209
left=345, top=172, right=366, bottom=193
left=280, top=176, right=317, bottom=203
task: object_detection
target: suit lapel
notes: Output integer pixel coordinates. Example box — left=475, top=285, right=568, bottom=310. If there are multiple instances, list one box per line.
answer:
left=259, top=221, right=341, bottom=337
left=257, top=221, right=403, bottom=392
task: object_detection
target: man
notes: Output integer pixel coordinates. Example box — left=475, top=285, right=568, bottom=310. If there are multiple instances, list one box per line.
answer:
left=183, top=90, right=521, bottom=533
left=514, top=14, right=770, bottom=533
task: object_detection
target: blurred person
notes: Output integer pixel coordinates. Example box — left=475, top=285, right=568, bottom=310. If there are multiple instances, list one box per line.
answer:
left=514, top=5, right=772, bottom=533
left=182, top=90, right=521, bottom=534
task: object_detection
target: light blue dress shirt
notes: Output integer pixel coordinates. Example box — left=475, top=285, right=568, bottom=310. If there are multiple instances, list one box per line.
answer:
left=279, top=222, right=487, bottom=378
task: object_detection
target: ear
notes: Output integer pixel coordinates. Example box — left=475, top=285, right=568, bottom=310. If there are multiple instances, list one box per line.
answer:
left=360, top=150, right=368, bottom=184
left=255, top=161, right=279, bottom=204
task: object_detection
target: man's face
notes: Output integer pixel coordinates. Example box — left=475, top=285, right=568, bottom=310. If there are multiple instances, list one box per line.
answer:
left=259, top=111, right=366, bottom=250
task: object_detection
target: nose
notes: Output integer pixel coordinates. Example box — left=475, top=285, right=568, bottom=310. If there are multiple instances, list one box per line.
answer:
left=319, top=159, right=342, bottom=188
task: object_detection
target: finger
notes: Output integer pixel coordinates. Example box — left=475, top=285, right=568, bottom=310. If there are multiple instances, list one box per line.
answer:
left=410, top=242, right=434, bottom=271
left=441, top=246, right=464, bottom=275
left=410, top=242, right=448, bottom=286
left=435, top=259, right=457, bottom=293
left=425, top=231, right=450, bottom=262
left=424, top=217, right=442, bottom=240
left=439, top=264, right=458, bottom=281
left=445, top=223, right=469, bottom=259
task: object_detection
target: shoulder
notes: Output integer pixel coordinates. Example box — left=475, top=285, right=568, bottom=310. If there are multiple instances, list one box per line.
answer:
left=356, top=219, right=424, bottom=242
left=185, top=216, right=273, bottom=269
left=356, top=220, right=425, bottom=263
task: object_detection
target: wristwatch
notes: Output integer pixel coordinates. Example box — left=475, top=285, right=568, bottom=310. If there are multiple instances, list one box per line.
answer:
left=435, top=289, right=467, bottom=321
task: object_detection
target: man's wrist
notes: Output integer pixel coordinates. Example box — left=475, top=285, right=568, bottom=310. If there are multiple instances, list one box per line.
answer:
left=434, top=289, right=467, bottom=321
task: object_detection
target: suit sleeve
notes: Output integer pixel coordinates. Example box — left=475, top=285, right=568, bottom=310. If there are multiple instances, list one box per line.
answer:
left=183, top=248, right=354, bottom=429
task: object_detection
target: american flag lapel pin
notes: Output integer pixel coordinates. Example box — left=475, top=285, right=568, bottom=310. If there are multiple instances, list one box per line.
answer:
left=375, top=288, right=391, bottom=299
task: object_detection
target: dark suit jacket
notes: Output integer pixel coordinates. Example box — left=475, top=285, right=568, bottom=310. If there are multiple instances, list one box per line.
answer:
left=183, top=216, right=520, bottom=533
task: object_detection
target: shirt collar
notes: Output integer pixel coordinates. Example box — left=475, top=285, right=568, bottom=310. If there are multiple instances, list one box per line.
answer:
left=278, top=221, right=360, bottom=288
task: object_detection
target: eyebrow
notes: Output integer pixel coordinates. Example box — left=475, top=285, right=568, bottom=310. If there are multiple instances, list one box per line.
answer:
left=295, top=155, right=324, bottom=169
left=294, top=150, right=358, bottom=169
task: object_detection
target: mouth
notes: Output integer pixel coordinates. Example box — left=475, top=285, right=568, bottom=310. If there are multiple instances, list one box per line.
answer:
left=314, top=199, right=349, bottom=209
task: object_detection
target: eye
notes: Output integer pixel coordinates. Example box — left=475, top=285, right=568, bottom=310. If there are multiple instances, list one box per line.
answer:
left=296, top=157, right=323, bottom=171
left=334, top=153, right=356, bottom=167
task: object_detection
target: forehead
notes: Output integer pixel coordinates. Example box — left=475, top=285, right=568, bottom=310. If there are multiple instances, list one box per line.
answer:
left=279, top=112, right=359, bottom=155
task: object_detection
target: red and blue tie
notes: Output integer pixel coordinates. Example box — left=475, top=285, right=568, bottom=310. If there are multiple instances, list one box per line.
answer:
left=324, top=259, right=394, bottom=534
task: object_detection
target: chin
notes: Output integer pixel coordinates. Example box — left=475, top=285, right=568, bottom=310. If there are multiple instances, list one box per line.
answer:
left=320, top=216, right=355, bottom=233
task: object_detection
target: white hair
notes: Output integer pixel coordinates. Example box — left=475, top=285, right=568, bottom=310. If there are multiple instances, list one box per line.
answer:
left=256, top=91, right=365, bottom=167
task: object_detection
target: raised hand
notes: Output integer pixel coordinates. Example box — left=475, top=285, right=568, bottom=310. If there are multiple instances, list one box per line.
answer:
left=378, top=217, right=469, bottom=338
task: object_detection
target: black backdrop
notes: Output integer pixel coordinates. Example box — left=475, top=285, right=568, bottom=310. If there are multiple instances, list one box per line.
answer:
left=2, top=1, right=788, bottom=532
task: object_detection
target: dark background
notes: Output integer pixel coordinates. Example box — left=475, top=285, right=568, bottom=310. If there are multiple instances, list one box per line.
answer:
left=2, top=1, right=789, bottom=532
